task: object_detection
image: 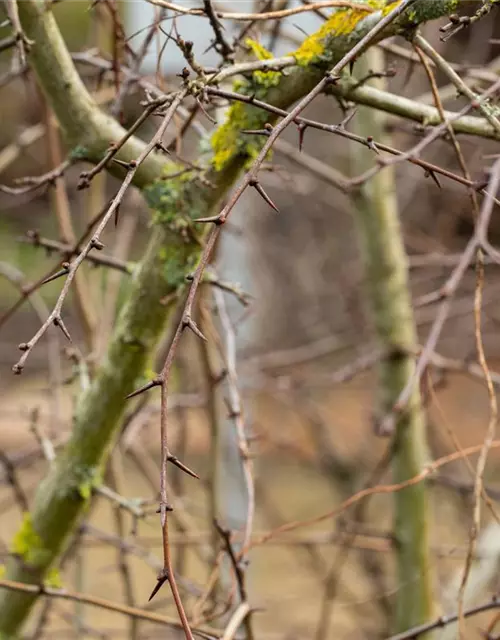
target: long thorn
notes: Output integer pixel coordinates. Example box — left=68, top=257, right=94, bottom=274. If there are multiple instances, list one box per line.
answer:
left=125, top=378, right=162, bottom=400
left=53, top=316, right=72, bottom=342
left=148, top=572, right=169, bottom=602
left=250, top=179, right=279, bottom=213
left=40, top=263, right=69, bottom=286
left=168, top=454, right=200, bottom=479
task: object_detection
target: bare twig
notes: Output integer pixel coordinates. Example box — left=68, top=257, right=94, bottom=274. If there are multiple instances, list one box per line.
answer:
left=147, top=1, right=373, bottom=22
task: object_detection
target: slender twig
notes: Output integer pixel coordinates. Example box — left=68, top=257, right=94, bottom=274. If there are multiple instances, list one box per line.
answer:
left=0, top=262, right=63, bottom=424
left=213, top=290, right=254, bottom=554
left=147, top=1, right=373, bottom=21
left=388, top=595, right=500, bottom=640
left=413, top=35, right=500, bottom=637
left=203, top=0, right=234, bottom=59
left=413, top=34, right=500, bottom=136
left=221, top=602, right=252, bottom=640
left=246, top=440, right=500, bottom=552
left=5, top=0, right=32, bottom=65
left=19, top=232, right=133, bottom=274
left=456, top=247, right=498, bottom=638
left=107, top=454, right=139, bottom=640
left=206, top=86, right=494, bottom=188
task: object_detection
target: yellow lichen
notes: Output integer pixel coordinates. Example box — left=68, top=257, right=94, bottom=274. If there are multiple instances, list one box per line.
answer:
left=210, top=1, right=411, bottom=171
left=381, top=1, right=402, bottom=16
left=244, top=38, right=281, bottom=88
left=245, top=38, right=273, bottom=61
left=11, top=513, right=51, bottom=566
left=292, top=4, right=375, bottom=66
left=210, top=100, right=269, bottom=171
left=211, top=103, right=244, bottom=171
left=45, top=567, right=63, bottom=589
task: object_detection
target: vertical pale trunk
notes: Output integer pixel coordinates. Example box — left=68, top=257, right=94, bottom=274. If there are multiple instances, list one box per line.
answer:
left=349, top=48, right=434, bottom=634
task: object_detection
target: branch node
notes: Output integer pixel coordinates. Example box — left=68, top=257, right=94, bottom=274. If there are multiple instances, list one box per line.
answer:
left=325, top=72, right=341, bottom=85
left=77, top=172, right=90, bottom=190
left=90, top=238, right=105, bottom=250
left=156, top=503, right=174, bottom=513
left=366, top=136, right=380, bottom=154
left=155, top=142, right=171, bottom=155
left=53, top=316, right=72, bottom=342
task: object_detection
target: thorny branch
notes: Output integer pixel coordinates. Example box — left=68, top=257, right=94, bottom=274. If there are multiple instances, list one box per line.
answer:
left=124, top=1, right=419, bottom=615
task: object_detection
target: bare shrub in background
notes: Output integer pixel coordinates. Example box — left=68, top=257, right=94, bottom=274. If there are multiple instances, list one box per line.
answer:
left=0, top=1, right=500, bottom=638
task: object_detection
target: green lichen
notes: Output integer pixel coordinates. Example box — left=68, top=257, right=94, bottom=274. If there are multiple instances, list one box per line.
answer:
left=144, top=166, right=205, bottom=226
left=11, top=514, right=51, bottom=567
left=158, top=244, right=199, bottom=288
left=380, top=0, right=401, bottom=15
left=63, top=463, right=103, bottom=501
left=210, top=3, right=376, bottom=171
left=69, top=145, right=89, bottom=161
left=144, top=173, right=206, bottom=287
left=79, top=481, right=92, bottom=500
left=385, top=0, right=459, bottom=28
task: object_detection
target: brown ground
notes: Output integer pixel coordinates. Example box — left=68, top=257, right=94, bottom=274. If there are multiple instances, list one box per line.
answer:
left=1, top=363, right=500, bottom=638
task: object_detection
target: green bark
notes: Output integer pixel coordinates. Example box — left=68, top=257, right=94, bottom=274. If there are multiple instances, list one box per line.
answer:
left=350, top=49, right=433, bottom=635
left=0, top=0, right=465, bottom=635
left=329, top=80, right=500, bottom=139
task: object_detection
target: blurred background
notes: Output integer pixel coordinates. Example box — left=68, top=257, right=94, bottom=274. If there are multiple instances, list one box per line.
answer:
left=1, top=1, right=500, bottom=638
